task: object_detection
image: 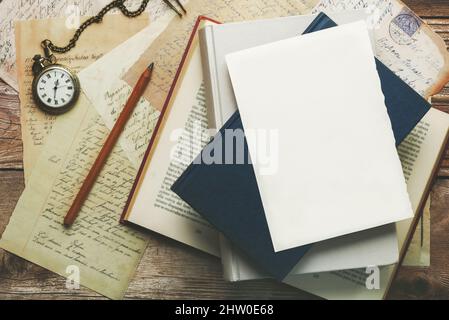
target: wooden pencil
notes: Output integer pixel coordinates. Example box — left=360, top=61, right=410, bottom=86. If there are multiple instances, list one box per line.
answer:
left=63, top=63, right=154, bottom=227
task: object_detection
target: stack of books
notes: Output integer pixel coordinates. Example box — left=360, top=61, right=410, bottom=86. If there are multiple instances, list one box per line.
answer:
left=121, top=11, right=449, bottom=299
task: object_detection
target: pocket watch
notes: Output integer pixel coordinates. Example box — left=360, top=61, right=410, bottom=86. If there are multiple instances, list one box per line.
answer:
left=32, top=44, right=80, bottom=115
left=30, top=0, right=155, bottom=115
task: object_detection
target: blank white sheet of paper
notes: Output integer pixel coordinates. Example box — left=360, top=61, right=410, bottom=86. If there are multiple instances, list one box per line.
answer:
left=226, top=21, right=413, bottom=252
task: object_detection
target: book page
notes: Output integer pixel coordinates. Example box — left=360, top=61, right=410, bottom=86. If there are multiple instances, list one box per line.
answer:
left=14, top=14, right=149, bottom=181
left=284, top=108, right=449, bottom=299
left=126, top=32, right=220, bottom=256
left=123, top=0, right=318, bottom=109
left=398, top=120, right=433, bottom=267
left=403, top=197, right=430, bottom=266
left=0, top=93, right=149, bottom=299
left=312, top=0, right=449, bottom=98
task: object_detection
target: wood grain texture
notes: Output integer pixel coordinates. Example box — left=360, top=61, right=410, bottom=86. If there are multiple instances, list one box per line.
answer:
left=406, top=0, right=449, bottom=17
left=0, top=81, right=22, bottom=170
left=0, top=0, right=449, bottom=300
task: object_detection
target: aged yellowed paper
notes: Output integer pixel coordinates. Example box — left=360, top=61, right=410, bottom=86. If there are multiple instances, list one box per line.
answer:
left=312, top=0, right=449, bottom=98
left=15, top=14, right=149, bottom=181
left=0, top=92, right=148, bottom=300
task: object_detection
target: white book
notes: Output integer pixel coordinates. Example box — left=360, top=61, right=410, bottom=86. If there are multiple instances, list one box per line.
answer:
left=226, top=20, right=413, bottom=251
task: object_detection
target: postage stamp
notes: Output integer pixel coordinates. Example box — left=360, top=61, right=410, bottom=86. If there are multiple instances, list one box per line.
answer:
left=389, top=8, right=422, bottom=45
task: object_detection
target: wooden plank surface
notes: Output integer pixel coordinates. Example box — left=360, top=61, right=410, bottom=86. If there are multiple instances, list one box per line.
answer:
left=407, top=0, right=449, bottom=17
left=1, top=0, right=449, bottom=300
left=0, top=81, right=22, bottom=170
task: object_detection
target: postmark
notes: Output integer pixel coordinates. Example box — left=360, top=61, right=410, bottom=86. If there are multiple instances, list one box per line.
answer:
left=389, top=8, right=422, bottom=45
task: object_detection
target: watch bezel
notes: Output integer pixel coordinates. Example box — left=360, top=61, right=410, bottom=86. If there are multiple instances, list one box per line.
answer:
left=32, top=64, right=80, bottom=115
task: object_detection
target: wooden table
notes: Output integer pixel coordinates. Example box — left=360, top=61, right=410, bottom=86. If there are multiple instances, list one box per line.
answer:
left=1, top=0, right=449, bottom=300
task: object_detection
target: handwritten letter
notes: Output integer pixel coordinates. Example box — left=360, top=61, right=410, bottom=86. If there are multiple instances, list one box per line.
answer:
left=102, top=79, right=160, bottom=168
left=0, top=94, right=148, bottom=299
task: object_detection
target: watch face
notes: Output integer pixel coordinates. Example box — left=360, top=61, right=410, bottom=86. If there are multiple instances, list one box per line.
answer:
left=32, top=65, right=80, bottom=114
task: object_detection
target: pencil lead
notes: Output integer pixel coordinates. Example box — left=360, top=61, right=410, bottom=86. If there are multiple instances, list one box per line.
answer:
left=148, top=62, right=154, bottom=70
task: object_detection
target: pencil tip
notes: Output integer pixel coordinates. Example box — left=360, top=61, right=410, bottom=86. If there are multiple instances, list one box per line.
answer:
left=148, top=62, right=154, bottom=70
left=63, top=220, right=72, bottom=228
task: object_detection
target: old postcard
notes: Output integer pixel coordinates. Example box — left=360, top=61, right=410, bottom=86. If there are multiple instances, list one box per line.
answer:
left=312, top=0, right=449, bottom=98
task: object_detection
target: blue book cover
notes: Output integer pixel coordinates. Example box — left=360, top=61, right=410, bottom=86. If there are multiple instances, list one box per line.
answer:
left=172, top=13, right=431, bottom=280
left=172, top=111, right=306, bottom=279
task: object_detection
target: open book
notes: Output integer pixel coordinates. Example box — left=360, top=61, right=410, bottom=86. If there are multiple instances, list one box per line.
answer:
left=121, top=17, right=221, bottom=257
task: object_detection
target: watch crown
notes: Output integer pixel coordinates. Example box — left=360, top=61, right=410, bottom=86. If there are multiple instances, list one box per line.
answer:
left=32, top=55, right=45, bottom=76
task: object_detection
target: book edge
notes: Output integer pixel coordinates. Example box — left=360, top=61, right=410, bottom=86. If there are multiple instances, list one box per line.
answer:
left=384, top=111, right=449, bottom=298
left=120, top=15, right=219, bottom=224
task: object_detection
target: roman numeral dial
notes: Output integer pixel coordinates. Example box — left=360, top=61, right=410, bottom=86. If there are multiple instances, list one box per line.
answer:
left=32, top=65, right=80, bottom=115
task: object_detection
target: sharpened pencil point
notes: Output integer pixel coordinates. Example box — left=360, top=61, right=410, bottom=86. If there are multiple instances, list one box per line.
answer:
left=148, top=62, right=154, bottom=70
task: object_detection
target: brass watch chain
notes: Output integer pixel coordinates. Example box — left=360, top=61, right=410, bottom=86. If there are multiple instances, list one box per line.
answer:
left=43, top=0, right=150, bottom=54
